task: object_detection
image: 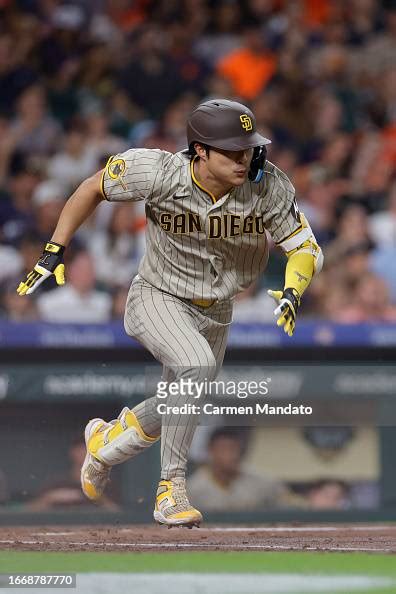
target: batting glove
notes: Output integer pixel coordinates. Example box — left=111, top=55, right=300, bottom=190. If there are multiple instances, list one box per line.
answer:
left=267, top=287, right=301, bottom=337
left=17, top=241, right=65, bottom=296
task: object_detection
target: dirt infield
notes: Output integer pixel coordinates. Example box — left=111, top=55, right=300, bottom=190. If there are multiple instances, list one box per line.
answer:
left=1, top=525, right=396, bottom=553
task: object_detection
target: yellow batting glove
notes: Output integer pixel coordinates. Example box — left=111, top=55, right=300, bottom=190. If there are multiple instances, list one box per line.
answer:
left=268, top=287, right=301, bottom=337
left=17, top=241, right=65, bottom=296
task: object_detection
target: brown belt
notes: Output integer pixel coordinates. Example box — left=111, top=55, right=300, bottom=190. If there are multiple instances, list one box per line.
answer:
left=190, top=298, right=216, bottom=308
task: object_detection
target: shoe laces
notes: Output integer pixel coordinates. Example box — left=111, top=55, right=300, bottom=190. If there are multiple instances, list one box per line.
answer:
left=86, top=456, right=110, bottom=485
left=167, top=478, right=192, bottom=512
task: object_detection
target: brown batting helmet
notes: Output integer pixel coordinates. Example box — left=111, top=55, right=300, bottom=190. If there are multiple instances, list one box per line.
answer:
left=186, top=98, right=271, bottom=151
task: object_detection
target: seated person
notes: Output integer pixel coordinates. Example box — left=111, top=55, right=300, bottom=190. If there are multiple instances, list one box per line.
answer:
left=305, top=479, right=350, bottom=510
left=27, top=437, right=119, bottom=511
left=187, top=427, right=288, bottom=512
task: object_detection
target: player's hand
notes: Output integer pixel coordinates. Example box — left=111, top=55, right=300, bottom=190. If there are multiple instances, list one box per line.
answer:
left=267, top=287, right=301, bottom=337
left=17, top=241, right=65, bottom=296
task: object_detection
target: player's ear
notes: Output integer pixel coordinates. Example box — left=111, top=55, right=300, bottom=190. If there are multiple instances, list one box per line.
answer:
left=194, top=143, right=208, bottom=161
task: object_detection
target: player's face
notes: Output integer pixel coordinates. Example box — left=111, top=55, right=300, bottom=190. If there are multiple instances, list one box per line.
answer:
left=207, top=147, right=254, bottom=187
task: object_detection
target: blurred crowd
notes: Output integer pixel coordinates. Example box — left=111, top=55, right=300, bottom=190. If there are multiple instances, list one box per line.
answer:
left=1, top=0, right=396, bottom=323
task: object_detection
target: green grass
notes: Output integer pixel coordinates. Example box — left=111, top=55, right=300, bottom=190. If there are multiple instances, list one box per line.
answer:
left=335, top=590, right=394, bottom=594
left=1, top=550, right=396, bottom=576
left=1, top=551, right=396, bottom=594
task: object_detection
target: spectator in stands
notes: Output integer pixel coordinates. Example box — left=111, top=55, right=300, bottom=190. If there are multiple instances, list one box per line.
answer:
left=140, top=94, right=198, bottom=152
left=1, top=280, right=38, bottom=321
left=188, top=427, right=288, bottom=512
left=10, top=84, right=61, bottom=158
left=27, top=437, right=119, bottom=511
left=31, top=180, right=67, bottom=243
left=370, top=248, right=396, bottom=304
left=359, top=4, right=396, bottom=76
left=15, top=233, right=46, bottom=287
left=369, top=182, right=396, bottom=247
left=216, top=23, right=277, bottom=100
left=334, top=241, right=373, bottom=289
left=37, top=250, right=112, bottom=322
left=0, top=245, right=23, bottom=285
left=0, top=163, right=41, bottom=245
left=84, top=111, right=128, bottom=164
left=305, top=479, right=350, bottom=510
left=193, top=1, right=242, bottom=66
left=0, top=32, right=37, bottom=116
left=47, top=126, right=98, bottom=193
left=167, top=22, right=210, bottom=97
left=0, top=117, right=20, bottom=187
left=320, top=284, right=352, bottom=322
left=88, top=202, right=145, bottom=288
left=233, top=281, right=276, bottom=323
left=77, top=40, right=115, bottom=108
left=368, top=184, right=396, bottom=301
left=325, top=205, right=373, bottom=266
left=118, top=24, right=186, bottom=119
left=330, top=273, right=396, bottom=323
left=47, top=58, right=80, bottom=127
left=38, top=4, right=86, bottom=78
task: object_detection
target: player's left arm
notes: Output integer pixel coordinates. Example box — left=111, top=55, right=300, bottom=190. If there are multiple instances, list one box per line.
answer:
left=263, top=169, right=323, bottom=336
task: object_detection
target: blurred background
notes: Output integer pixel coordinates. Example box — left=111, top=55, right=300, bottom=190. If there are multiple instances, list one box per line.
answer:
left=0, top=0, right=396, bottom=523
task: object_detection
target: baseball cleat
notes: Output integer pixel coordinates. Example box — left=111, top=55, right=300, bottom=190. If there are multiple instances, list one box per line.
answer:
left=153, top=478, right=203, bottom=527
left=81, top=418, right=112, bottom=501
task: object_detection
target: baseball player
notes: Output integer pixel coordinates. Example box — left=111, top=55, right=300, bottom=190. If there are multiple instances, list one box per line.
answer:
left=17, top=99, right=323, bottom=527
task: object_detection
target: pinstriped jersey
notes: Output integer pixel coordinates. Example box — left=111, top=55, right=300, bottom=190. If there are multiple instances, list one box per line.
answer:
left=101, top=149, right=302, bottom=301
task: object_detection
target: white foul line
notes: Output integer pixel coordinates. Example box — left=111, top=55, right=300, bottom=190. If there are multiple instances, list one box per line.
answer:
left=200, top=526, right=396, bottom=533
left=0, top=539, right=394, bottom=554
left=29, top=525, right=396, bottom=537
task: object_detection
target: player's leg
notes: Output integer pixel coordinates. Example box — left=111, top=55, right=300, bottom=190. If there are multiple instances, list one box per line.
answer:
left=81, top=277, right=219, bottom=516
left=81, top=368, right=172, bottom=502
left=152, top=307, right=231, bottom=480
left=82, top=367, right=174, bottom=497
left=133, top=305, right=230, bottom=444
left=125, top=279, right=230, bottom=526
left=80, top=406, right=160, bottom=501
left=128, top=312, right=231, bottom=445
left=154, top=319, right=229, bottom=527
left=159, top=312, right=230, bottom=481
left=81, top=278, right=231, bottom=526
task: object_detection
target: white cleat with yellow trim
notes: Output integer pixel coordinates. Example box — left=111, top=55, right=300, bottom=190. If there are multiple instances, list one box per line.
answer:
left=154, top=478, right=203, bottom=528
left=81, top=407, right=159, bottom=502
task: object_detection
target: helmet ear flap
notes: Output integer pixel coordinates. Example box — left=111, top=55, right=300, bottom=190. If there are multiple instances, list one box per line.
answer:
left=248, top=145, right=267, bottom=183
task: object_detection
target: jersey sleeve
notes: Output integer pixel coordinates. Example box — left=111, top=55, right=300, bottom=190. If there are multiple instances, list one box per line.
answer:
left=101, top=148, right=167, bottom=202
left=262, top=165, right=306, bottom=249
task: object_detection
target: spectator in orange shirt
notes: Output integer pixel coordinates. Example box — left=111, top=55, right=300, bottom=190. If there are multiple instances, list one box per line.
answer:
left=216, top=24, right=277, bottom=101
left=303, top=0, right=331, bottom=29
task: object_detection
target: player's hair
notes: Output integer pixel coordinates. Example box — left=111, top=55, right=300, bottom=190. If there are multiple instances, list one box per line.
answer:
left=187, top=142, right=211, bottom=158
left=208, top=427, right=248, bottom=454
left=308, top=479, right=350, bottom=494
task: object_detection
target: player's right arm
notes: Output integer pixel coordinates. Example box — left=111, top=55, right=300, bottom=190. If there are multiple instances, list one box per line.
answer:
left=17, top=148, right=167, bottom=295
left=17, top=170, right=104, bottom=295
